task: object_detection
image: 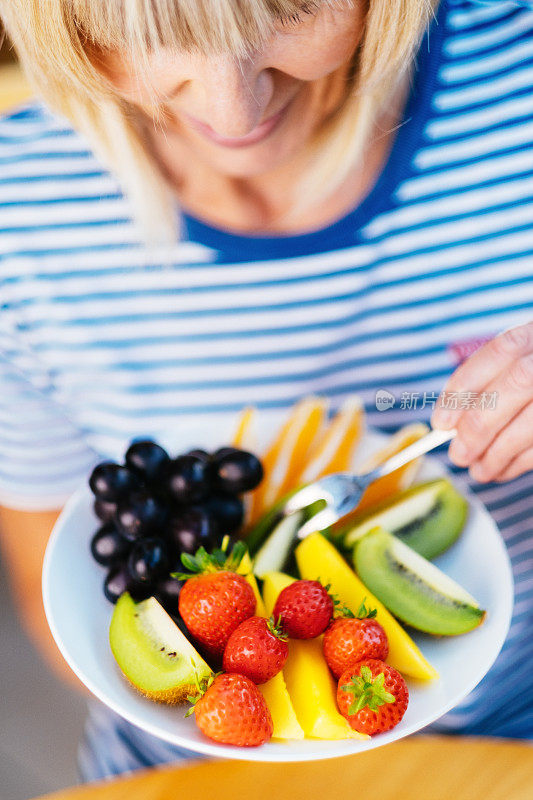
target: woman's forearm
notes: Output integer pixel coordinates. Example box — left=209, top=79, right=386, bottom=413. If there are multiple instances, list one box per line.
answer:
left=0, top=505, right=88, bottom=693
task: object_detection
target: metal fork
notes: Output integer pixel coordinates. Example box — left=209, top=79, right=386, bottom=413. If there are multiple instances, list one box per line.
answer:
left=283, top=427, right=457, bottom=539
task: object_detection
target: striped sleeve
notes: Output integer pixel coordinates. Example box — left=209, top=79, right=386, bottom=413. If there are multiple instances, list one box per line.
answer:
left=0, top=336, right=97, bottom=510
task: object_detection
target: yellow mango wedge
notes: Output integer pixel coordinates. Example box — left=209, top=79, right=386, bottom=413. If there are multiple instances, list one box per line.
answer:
left=237, top=551, right=266, bottom=614
left=262, top=571, right=296, bottom=617
left=247, top=573, right=266, bottom=615
left=262, top=572, right=367, bottom=741
left=284, top=638, right=367, bottom=740
left=259, top=673, right=305, bottom=740
left=237, top=550, right=254, bottom=575
left=232, top=405, right=257, bottom=450
left=240, top=569, right=304, bottom=740
left=249, top=397, right=327, bottom=525
left=295, top=534, right=439, bottom=682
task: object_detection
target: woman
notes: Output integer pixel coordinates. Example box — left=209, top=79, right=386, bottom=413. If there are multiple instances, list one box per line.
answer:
left=0, top=0, right=532, bottom=781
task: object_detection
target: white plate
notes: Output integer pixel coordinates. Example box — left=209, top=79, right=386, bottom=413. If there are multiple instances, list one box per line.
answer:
left=43, top=426, right=513, bottom=762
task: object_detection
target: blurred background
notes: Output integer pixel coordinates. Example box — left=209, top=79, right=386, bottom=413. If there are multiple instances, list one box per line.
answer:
left=0, top=26, right=87, bottom=800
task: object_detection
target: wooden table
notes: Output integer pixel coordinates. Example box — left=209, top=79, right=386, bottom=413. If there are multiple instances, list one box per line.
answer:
left=34, top=736, right=533, bottom=800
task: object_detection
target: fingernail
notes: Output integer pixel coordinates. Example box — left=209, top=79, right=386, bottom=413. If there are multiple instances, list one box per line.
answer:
left=449, top=438, right=470, bottom=465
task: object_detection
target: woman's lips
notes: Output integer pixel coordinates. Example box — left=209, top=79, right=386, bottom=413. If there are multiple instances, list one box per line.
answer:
left=183, top=103, right=291, bottom=148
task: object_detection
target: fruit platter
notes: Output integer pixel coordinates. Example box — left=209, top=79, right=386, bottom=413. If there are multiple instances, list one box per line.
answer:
left=43, top=397, right=514, bottom=760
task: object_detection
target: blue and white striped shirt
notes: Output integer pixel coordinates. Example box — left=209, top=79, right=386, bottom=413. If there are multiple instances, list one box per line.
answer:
left=1, top=0, right=532, bottom=779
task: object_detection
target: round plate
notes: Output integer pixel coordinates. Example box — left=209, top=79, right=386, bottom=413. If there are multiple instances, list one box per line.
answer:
left=43, top=426, right=513, bottom=761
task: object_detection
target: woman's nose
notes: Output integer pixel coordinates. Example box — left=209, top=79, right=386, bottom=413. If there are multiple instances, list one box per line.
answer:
left=185, top=56, right=274, bottom=137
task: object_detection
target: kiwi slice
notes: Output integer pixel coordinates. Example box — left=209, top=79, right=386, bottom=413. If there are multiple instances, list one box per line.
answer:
left=342, top=479, right=468, bottom=560
left=109, top=593, right=211, bottom=703
left=253, top=510, right=304, bottom=578
left=354, top=528, right=485, bottom=636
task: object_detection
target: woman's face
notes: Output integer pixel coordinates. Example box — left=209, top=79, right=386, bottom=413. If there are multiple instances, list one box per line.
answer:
left=101, top=2, right=366, bottom=178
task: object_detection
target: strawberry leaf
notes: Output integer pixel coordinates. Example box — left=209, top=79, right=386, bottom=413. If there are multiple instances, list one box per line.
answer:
left=342, top=666, right=396, bottom=715
left=355, top=598, right=378, bottom=619
left=174, top=541, right=249, bottom=579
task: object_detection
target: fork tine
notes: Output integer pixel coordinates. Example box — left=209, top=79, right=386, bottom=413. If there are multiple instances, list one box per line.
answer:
left=283, top=484, right=330, bottom=515
left=296, top=508, right=340, bottom=540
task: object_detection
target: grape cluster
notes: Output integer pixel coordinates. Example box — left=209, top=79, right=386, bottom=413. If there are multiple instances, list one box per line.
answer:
left=89, top=440, right=263, bottom=616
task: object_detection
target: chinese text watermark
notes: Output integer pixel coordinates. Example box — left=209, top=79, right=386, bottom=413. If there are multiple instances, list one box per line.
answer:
left=375, top=390, right=499, bottom=412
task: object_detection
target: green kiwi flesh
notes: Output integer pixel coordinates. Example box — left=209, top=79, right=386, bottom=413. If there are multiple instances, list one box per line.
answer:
left=343, top=479, right=468, bottom=560
left=353, top=528, right=485, bottom=636
left=109, top=593, right=211, bottom=703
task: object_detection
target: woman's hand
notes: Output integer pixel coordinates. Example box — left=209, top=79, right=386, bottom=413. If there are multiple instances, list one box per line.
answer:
left=431, top=321, right=533, bottom=483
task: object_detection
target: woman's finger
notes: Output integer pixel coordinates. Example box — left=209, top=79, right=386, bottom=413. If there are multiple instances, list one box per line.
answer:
left=431, top=322, right=533, bottom=430
left=447, top=350, right=533, bottom=467
left=493, top=448, right=533, bottom=483
left=468, top=401, right=533, bottom=483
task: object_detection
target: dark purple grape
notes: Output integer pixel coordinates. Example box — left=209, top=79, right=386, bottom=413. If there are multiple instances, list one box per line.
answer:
left=201, top=493, right=244, bottom=536
left=164, top=455, right=209, bottom=504
left=125, top=440, right=170, bottom=483
left=128, top=538, right=169, bottom=584
left=115, top=491, right=166, bottom=541
left=187, top=448, right=210, bottom=462
left=155, top=576, right=184, bottom=616
left=166, top=508, right=217, bottom=557
left=103, top=565, right=151, bottom=604
left=213, top=450, right=263, bottom=494
left=89, top=462, right=141, bottom=501
left=93, top=497, right=117, bottom=523
left=212, top=447, right=239, bottom=460
left=90, top=523, right=130, bottom=566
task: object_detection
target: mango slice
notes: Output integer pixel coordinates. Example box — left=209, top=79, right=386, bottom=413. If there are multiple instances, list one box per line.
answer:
left=298, top=395, right=365, bottom=483
left=247, top=573, right=266, bottom=616
left=262, top=571, right=296, bottom=617
left=259, top=672, right=305, bottom=740
left=237, top=551, right=254, bottom=575
left=240, top=570, right=303, bottom=739
left=237, top=552, right=266, bottom=614
left=261, top=571, right=367, bottom=741
left=295, top=534, right=439, bottom=682
left=249, top=397, right=327, bottom=524
left=232, top=405, right=257, bottom=450
left=283, top=638, right=367, bottom=740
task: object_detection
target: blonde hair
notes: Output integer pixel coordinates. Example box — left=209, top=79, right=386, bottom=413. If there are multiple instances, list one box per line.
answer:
left=1, top=0, right=438, bottom=241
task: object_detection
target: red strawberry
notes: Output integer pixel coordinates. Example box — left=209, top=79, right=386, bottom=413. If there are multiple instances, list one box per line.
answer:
left=176, top=542, right=256, bottom=659
left=191, top=673, right=273, bottom=746
left=273, top=579, right=334, bottom=639
left=323, top=601, right=389, bottom=679
left=223, top=616, right=288, bottom=684
left=337, top=659, right=409, bottom=735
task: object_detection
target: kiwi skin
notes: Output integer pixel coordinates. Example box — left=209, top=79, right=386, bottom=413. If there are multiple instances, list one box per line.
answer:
left=126, top=679, right=197, bottom=705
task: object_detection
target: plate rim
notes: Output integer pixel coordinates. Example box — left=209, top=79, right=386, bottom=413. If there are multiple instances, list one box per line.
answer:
left=42, top=437, right=514, bottom=762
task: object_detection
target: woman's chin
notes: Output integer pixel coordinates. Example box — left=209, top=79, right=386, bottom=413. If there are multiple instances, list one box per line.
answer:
left=183, top=125, right=310, bottom=179
left=200, top=148, right=300, bottom=180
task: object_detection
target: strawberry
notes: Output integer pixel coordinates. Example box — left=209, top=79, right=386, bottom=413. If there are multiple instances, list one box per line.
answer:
left=175, top=542, right=256, bottom=659
left=190, top=673, right=273, bottom=746
left=337, top=659, right=409, bottom=735
left=273, top=579, right=334, bottom=639
left=323, top=600, right=389, bottom=679
left=223, top=616, right=289, bottom=684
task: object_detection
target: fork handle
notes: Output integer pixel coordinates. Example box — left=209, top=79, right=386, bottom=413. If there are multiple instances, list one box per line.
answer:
left=364, top=427, right=457, bottom=483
